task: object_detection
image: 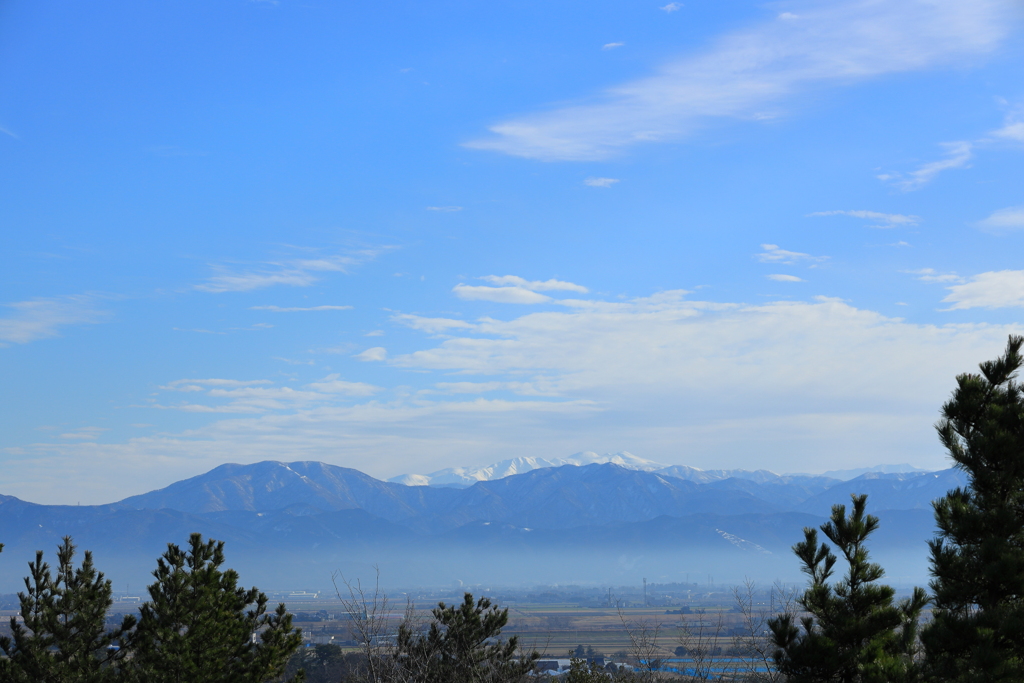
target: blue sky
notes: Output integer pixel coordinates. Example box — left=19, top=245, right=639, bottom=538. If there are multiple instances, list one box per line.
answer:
left=2, top=0, right=1023, bottom=504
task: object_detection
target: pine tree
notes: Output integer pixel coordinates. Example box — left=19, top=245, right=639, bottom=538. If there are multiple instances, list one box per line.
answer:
left=0, top=536, right=134, bottom=683
left=126, top=533, right=303, bottom=683
left=921, top=335, right=1024, bottom=682
left=396, top=592, right=538, bottom=682
left=769, top=495, right=928, bottom=683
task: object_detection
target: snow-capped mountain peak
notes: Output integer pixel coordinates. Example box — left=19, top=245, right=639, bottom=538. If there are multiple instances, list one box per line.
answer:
left=388, top=451, right=665, bottom=487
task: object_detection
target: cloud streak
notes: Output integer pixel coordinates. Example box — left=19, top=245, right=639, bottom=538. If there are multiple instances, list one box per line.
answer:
left=879, top=141, right=973, bottom=191
left=809, top=210, right=919, bottom=228
left=453, top=284, right=552, bottom=304
left=196, top=249, right=384, bottom=293
left=756, top=244, right=826, bottom=265
left=0, top=296, right=110, bottom=345
left=465, top=0, right=1014, bottom=160
left=942, top=270, right=1024, bottom=310
left=975, top=206, right=1024, bottom=234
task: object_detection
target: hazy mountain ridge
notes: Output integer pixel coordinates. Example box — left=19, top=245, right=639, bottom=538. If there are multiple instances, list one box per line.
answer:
left=389, top=451, right=930, bottom=487
left=0, top=460, right=955, bottom=590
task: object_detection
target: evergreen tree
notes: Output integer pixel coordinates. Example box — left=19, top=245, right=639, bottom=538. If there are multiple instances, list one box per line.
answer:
left=0, top=536, right=134, bottom=683
left=396, top=592, right=538, bottom=682
left=769, top=495, right=928, bottom=683
left=921, top=335, right=1024, bottom=682
left=127, top=533, right=303, bottom=683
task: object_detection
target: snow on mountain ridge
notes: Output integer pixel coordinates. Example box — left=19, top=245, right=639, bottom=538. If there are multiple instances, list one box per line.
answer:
left=388, top=452, right=665, bottom=487
left=389, top=452, right=934, bottom=488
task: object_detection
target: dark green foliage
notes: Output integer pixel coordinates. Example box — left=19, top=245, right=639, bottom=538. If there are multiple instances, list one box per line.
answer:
left=769, top=495, right=928, bottom=683
left=922, top=335, right=1024, bottom=682
left=283, top=644, right=364, bottom=683
left=560, top=656, right=638, bottom=682
left=127, top=532, right=303, bottom=683
left=0, top=537, right=135, bottom=683
left=396, top=592, right=538, bottom=683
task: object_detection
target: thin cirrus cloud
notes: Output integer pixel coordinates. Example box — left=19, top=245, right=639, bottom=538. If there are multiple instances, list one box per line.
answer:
left=904, top=268, right=962, bottom=284
left=392, top=314, right=476, bottom=334
left=452, top=276, right=589, bottom=304
left=756, top=244, right=826, bottom=265
left=304, top=374, right=382, bottom=396
left=464, top=0, right=1014, bottom=160
left=992, top=110, right=1024, bottom=142
left=768, top=274, right=804, bottom=282
left=808, top=210, right=920, bottom=228
left=480, top=275, right=588, bottom=293
left=877, top=141, right=973, bottom=191
left=975, top=206, right=1024, bottom=234
left=426, top=206, right=463, bottom=212
left=584, top=177, right=620, bottom=188
left=195, top=250, right=383, bottom=293
left=453, top=284, right=552, bottom=304
left=58, top=427, right=108, bottom=441
left=942, top=270, right=1024, bottom=309
left=0, top=295, right=110, bottom=345
left=250, top=305, right=353, bottom=312
left=356, top=347, right=388, bottom=362
left=153, top=375, right=380, bottom=414
left=602, top=42, right=624, bottom=50
left=660, top=3, right=683, bottom=13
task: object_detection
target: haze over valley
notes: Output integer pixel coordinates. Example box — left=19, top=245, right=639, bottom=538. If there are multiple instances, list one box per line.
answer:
left=0, top=454, right=956, bottom=592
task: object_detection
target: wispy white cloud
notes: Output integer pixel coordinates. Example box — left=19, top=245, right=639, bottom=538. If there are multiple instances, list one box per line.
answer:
left=58, top=427, right=107, bottom=440
left=250, top=305, right=353, bottom=312
left=0, top=296, right=110, bottom=345
left=196, top=249, right=384, bottom=293
left=480, top=276, right=588, bottom=293
left=466, top=0, right=1014, bottom=160
left=14, top=289, right=1023, bottom=503
left=878, top=141, right=973, bottom=191
left=162, top=378, right=273, bottom=391
left=153, top=375, right=380, bottom=414
left=392, top=314, right=476, bottom=333
left=991, top=107, right=1024, bottom=143
left=356, top=347, right=388, bottom=362
left=975, top=206, right=1024, bottom=234
left=426, top=206, right=463, bottom=212
left=768, top=274, right=804, bottom=282
left=903, top=268, right=962, bottom=284
left=453, top=284, right=552, bottom=304
left=197, top=268, right=318, bottom=292
left=0, top=125, right=19, bottom=139
left=808, top=210, right=919, bottom=228
left=660, top=2, right=683, bottom=13
left=431, top=381, right=557, bottom=396
left=584, top=177, right=620, bottom=187
left=602, top=42, right=625, bottom=50
left=305, top=374, right=382, bottom=396
left=756, top=244, right=826, bottom=265
left=942, top=270, right=1024, bottom=309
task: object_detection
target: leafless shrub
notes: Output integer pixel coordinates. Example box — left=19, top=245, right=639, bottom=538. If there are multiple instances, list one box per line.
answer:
left=729, top=579, right=798, bottom=683
left=332, top=566, right=409, bottom=683
left=617, top=603, right=665, bottom=682
left=675, top=608, right=725, bottom=682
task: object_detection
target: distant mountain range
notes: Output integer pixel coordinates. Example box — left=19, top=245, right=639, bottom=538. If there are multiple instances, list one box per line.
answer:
left=0, top=460, right=961, bottom=592
left=387, top=451, right=932, bottom=487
